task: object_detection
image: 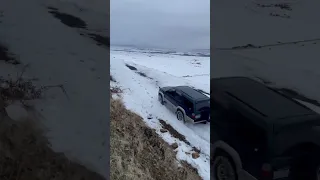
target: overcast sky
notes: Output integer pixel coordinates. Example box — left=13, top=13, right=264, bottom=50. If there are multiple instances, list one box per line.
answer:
left=110, top=0, right=210, bottom=51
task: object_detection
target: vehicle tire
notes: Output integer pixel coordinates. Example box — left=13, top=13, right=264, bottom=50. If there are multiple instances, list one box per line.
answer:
left=289, top=154, right=320, bottom=180
left=158, top=94, right=164, bottom=105
left=176, top=110, right=185, bottom=122
left=213, top=150, right=238, bottom=180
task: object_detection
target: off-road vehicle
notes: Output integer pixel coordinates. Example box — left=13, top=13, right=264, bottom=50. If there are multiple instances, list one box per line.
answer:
left=158, top=86, right=210, bottom=123
left=211, top=77, right=320, bottom=180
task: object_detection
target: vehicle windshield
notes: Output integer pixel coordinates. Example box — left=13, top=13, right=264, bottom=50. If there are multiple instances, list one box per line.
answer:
left=195, top=100, right=210, bottom=112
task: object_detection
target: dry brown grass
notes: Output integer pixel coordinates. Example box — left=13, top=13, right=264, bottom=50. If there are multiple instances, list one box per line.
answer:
left=0, top=107, right=106, bottom=180
left=110, top=98, right=202, bottom=180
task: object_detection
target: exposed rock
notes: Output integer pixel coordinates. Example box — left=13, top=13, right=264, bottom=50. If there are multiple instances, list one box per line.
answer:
left=147, top=114, right=153, bottom=119
left=160, top=128, right=168, bottom=133
left=171, top=142, right=178, bottom=149
left=192, top=152, right=200, bottom=159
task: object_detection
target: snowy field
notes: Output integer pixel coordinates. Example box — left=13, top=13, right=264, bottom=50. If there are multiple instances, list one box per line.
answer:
left=110, top=47, right=210, bottom=180
left=212, top=0, right=320, bottom=48
left=212, top=0, right=320, bottom=112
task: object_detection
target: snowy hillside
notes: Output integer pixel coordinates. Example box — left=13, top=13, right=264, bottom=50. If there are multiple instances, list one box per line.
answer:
left=212, top=0, right=320, bottom=111
left=110, top=47, right=211, bottom=179
left=1, top=0, right=109, bottom=177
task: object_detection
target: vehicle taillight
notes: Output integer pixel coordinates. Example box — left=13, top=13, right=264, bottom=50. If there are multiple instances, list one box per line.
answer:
left=191, top=113, right=201, bottom=119
left=192, top=113, right=195, bottom=119
left=261, top=163, right=273, bottom=180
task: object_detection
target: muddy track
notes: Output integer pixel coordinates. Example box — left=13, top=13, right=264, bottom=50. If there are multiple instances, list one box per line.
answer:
left=217, top=38, right=320, bottom=51
left=158, top=119, right=202, bottom=154
left=125, top=63, right=210, bottom=95
left=48, top=8, right=87, bottom=29
left=47, top=6, right=110, bottom=47
left=0, top=43, right=20, bottom=65
left=125, top=63, right=154, bottom=80
left=0, top=10, right=20, bottom=65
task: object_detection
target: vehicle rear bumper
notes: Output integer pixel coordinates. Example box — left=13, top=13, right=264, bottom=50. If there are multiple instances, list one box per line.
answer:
left=186, top=116, right=208, bottom=124
left=193, top=119, right=208, bottom=124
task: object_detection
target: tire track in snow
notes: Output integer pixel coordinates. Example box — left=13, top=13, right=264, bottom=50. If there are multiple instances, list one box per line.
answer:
left=46, top=6, right=109, bottom=48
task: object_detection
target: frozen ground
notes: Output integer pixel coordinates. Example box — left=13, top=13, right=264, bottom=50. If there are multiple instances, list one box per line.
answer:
left=110, top=47, right=210, bottom=180
left=212, top=38, right=320, bottom=111
left=212, top=0, right=320, bottom=48
left=212, top=0, right=320, bottom=110
left=0, top=0, right=109, bottom=177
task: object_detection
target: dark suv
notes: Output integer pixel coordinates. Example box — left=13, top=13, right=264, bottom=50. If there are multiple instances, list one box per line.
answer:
left=211, top=77, right=320, bottom=180
left=158, top=86, right=210, bottom=123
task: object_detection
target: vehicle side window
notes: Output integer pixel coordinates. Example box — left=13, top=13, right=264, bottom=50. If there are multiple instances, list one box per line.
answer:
left=229, top=110, right=266, bottom=146
left=181, top=96, right=193, bottom=111
left=166, top=90, right=178, bottom=97
left=167, top=90, right=184, bottom=102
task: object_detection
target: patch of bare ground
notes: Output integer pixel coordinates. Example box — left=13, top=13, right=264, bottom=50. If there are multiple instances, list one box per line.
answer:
left=159, top=119, right=201, bottom=154
left=0, top=68, right=69, bottom=106
left=110, top=98, right=202, bottom=180
left=110, top=75, right=116, bottom=83
left=0, top=73, right=105, bottom=179
left=0, top=43, right=20, bottom=65
left=159, top=119, right=190, bottom=146
left=110, top=86, right=122, bottom=94
left=0, top=105, right=105, bottom=180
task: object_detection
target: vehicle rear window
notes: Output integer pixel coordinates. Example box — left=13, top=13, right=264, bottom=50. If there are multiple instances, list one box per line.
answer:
left=195, top=100, right=210, bottom=111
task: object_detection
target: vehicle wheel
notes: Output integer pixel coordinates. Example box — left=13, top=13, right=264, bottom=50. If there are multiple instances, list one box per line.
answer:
left=213, top=151, right=237, bottom=180
left=176, top=110, right=185, bottom=122
left=158, top=94, right=164, bottom=105
left=289, top=154, right=320, bottom=180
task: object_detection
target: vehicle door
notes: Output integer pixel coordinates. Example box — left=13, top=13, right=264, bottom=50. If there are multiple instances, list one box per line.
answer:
left=163, top=88, right=183, bottom=112
left=228, top=109, right=268, bottom=178
left=195, top=100, right=210, bottom=121
left=180, top=95, right=194, bottom=119
left=211, top=98, right=258, bottom=149
left=211, top=99, right=231, bottom=142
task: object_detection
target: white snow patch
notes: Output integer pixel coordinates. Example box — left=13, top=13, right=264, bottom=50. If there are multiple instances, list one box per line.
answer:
left=110, top=49, right=210, bottom=180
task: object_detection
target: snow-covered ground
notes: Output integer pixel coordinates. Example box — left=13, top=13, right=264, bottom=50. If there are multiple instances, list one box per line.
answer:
left=2, top=0, right=319, bottom=179
left=0, top=0, right=109, bottom=177
left=110, top=47, right=210, bottom=180
left=212, top=0, right=320, bottom=48
left=109, top=0, right=320, bottom=179
left=213, top=43, right=320, bottom=101
left=212, top=0, right=320, bottom=111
